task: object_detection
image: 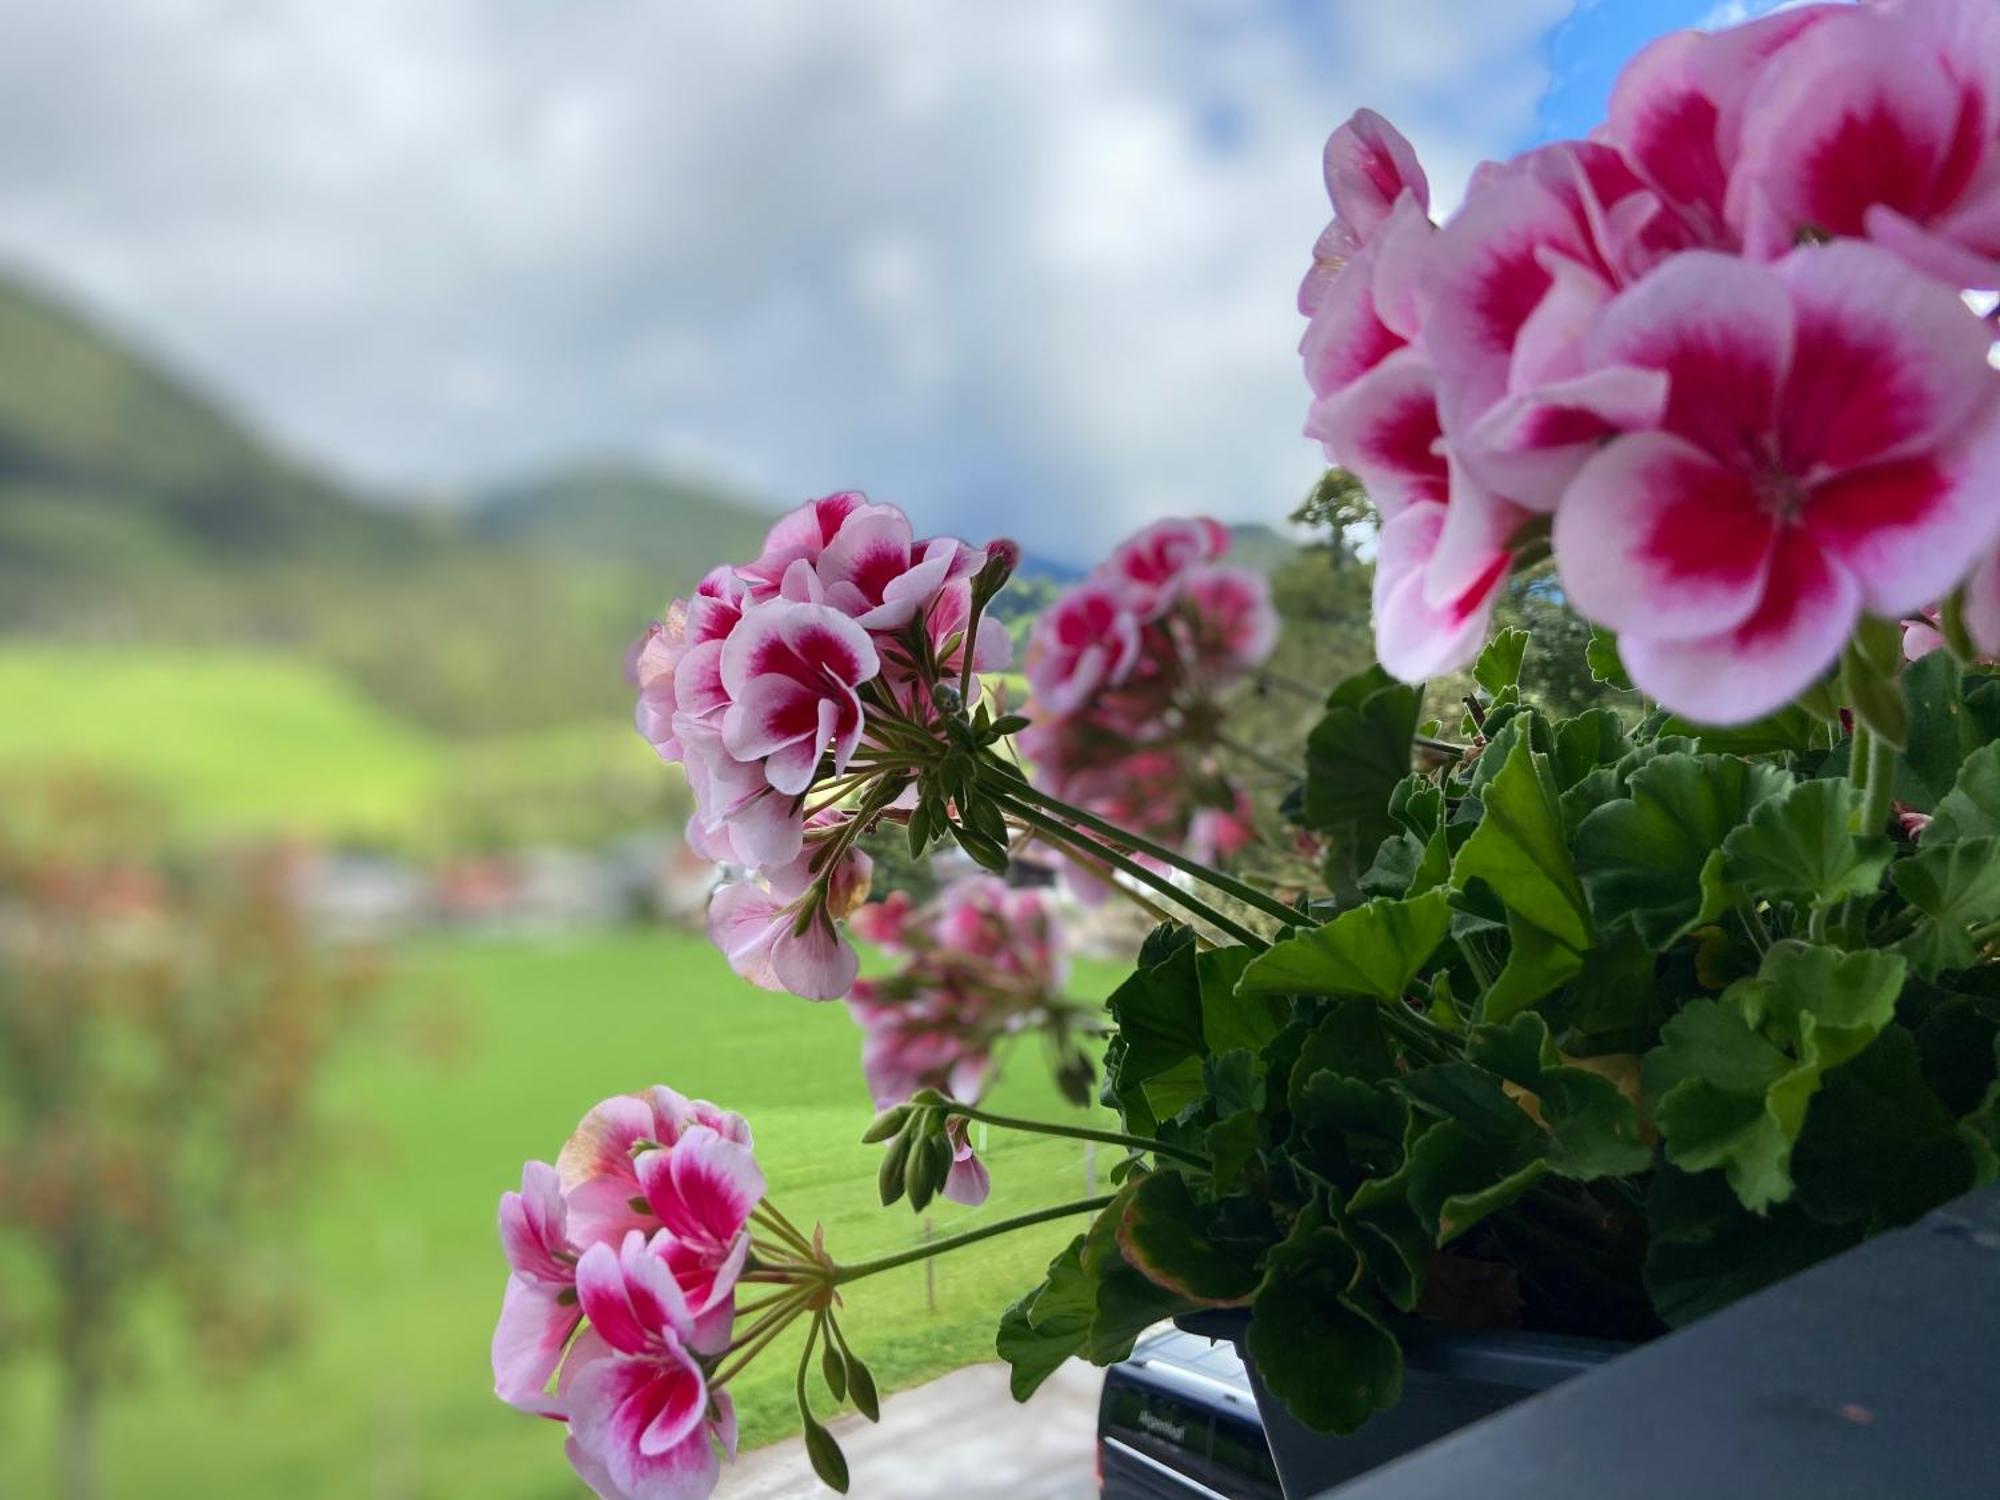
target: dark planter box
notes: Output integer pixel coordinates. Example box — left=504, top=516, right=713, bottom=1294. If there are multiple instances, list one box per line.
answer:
left=1174, top=1309, right=1628, bottom=1499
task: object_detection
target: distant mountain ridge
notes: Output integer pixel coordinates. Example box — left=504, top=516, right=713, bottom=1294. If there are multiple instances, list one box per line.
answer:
left=0, top=272, right=437, bottom=572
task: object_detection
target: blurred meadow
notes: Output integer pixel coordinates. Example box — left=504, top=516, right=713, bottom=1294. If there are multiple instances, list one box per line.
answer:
left=0, top=926, right=1126, bottom=1499
left=0, top=262, right=1358, bottom=1499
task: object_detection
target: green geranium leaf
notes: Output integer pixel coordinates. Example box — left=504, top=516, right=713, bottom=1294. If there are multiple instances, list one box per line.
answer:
left=1304, top=667, right=1421, bottom=866
left=1552, top=709, right=1630, bottom=791
left=1206, top=1109, right=1262, bottom=1195
left=1246, top=1222, right=1403, bottom=1436
left=1482, top=912, right=1587, bottom=1024
left=1286, top=999, right=1398, bottom=1099
left=1574, top=752, right=1790, bottom=950
left=1925, top=742, right=2000, bottom=844
left=1468, top=1013, right=1651, bottom=1179
left=1791, top=1026, right=1989, bottom=1228
left=1452, top=739, right=1591, bottom=981
left=996, top=1235, right=1098, bottom=1399
left=1644, top=941, right=1904, bottom=1211
left=1898, top=651, right=1980, bottom=809
left=1082, top=1184, right=1202, bottom=1363
left=1643, top=1165, right=1861, bottom=1328
left=1238, top=889, right=1451, bottom=1004
left=1114, top=1171, right=1266, bottom=1305
left=1893, top=835, right=2000, bottom=977
left=1720, top=777, right=1893, bottom=908
left=1196, top=947, right=1278, bottom=1055
left=1474, top=628, right=1530, bottom=696
left=1108, top=941, right=1205, bottom=1084
left=1291, top=1069, right=1410, bottom=1186
left=1585, top=627, right=1632, bottom=691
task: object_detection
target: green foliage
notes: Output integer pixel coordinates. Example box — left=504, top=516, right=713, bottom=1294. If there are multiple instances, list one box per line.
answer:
left=1003, top=626, right=2000, bottom=1439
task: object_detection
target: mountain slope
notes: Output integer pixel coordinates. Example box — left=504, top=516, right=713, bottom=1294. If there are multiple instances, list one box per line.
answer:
left=0, top=271, right=430, bottom=569
left=470, top=463, right=773, bottom=593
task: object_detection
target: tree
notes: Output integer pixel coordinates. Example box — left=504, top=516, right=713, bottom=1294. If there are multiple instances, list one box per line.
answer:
left=0, top=773, right=379, bottom=1500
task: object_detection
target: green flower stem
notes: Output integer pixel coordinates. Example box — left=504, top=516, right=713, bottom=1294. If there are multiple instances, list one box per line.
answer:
left=712, top=1299, right=808, bottom=1387
left=946, top=1102, right=1211, bottom=1168
left=831, top=1195, right=1116, bottom=1285
left=991, top=791, right=1273, bottom=950
left=1372, top=997, right=1456, bottom=1063
left=1855, top=723, right=1897, bottom=838
left=981, top=765, right=1312, bottom=931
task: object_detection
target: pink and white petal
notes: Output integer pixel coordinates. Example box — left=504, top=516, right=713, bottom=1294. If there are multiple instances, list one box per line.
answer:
left=1963, top=544, right=2000, bottom=657
left=1463, top=364, right=1669, bottom=512
left=943, top=1147, right=992, bottom=1207
left=1803, top=444, right=2000, bottom=618
left=1299, top=235, right=1403, bottom=400
left=777, top=557, right=824, bottom=604
left=1507, top=251, right=1615, bottom=391
left=493, top=1276, right=581, bottom=1410
left=1732, top=14, right=1968, bottom=246
left=780, top=605, right=879, bottom=688
left=564, top=1174, right=653, bottom=1254
left=869, top=537, right=960, bottom=628
left=639, top=1126, right=765, bottom=1250
left=565, top=1349, right=707, bottom=1493
left=1582, top=250, right=1792, bottom=469
left=672, top=640, right=728, bottom=723
left=712, top=1392, right=740, bottom=1462
left=704, top=883, right=785, bottom=992
left=1368, top=196, right=1437, bottom=342
left=1620, top=530, right=1860, bottom=724
left=1323, top=108, right=1429, bottom=241
left=1864, top=202, right=2000, bottom=292
left=1305, top=347, right=1447, bottom=519
left=558, top=1096, right=656, bottom=1192
left=1604, top=29, right=1730, bottom=224
left=1371, top=504, right=1503, bottom=682
left=619, top=1231, right=701, bottom=1351
left=500, top=1160, right=572, bottom=1282
left=1905, top=619, right=1947, bottom=660
left=1419, top=170, right=1594, bottom=433
left=1775, top=240, right=2000, bottom=474
left=721, top=674, right=819, bottom=767
left=575, top=1238, right=655, bottom=1357
left=727, top=789, right=806, bottom=870
left=1420, top=457, right=1525, bottom=613
left=771, top=912, right=860, bottom=1001
left=1553, top=431, right=1779, bottom=640
left=760, top=697, right=838, bottom=797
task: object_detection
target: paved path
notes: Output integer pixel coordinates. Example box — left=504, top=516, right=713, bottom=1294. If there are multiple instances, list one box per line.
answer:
left=719, top=1359, right=1102, bottom=1499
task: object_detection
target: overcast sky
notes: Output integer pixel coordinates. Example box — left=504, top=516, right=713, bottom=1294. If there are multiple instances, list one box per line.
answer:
left=0, top=0, right=1778, bottom=561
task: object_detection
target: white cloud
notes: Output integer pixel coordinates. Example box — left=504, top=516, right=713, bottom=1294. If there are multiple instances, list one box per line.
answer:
left=0, top=0, right=1579, bottom=558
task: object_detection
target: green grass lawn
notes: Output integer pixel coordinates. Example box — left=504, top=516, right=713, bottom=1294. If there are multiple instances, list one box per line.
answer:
left=0, top=644, right=660, bottom=845
left=0, top=927, right=1124, bottom=1499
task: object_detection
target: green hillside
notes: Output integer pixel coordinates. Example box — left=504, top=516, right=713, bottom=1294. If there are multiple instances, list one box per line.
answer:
left=472, top=461, right=774, bottom=594
left=0, top=273, right=432, bottom=570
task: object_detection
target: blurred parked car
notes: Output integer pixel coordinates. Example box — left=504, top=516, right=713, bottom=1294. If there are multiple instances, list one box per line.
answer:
left=1097, top=1327, right=1279, bottom=1499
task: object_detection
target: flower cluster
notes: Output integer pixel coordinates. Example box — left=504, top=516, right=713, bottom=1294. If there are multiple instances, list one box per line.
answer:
left=493, top=1088, right=768, bottom=1500
left=1303, top=0, right=2000, bottom=724
left=847, top=876, right=1094, bottom=1173
left=1018, top=518, right=1275, bottom=883
left=636, top=493, right=1015, bottom=998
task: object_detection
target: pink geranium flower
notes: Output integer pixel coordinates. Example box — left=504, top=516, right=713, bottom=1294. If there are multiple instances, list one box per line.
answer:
left=557, top=1087, right=754, bottom=1251
left=1101, top=517, right=1231, bottom=619
left=565, top=1232, right=736, bottom=1500
left=1550, top=243, right=2000, bottom=722
left=941, top=1117, right=991, bottom=1208
left=633, top=1127, right=763, bottom=1353
left=1300, top=107, right=1431, bottom=316
left=707, top=842, right=872, bottom=1001
left=492, top=1161, right=581, bottom=1412
left=737, top=491, right=867, bottom=600
left=719, top=601, right=879, bottom=798
left=1729, top=1, right=2000, bottom=289
left=811, top=500, right=979, bottom=629
left=1025, top=581, right=1142, bottom=718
